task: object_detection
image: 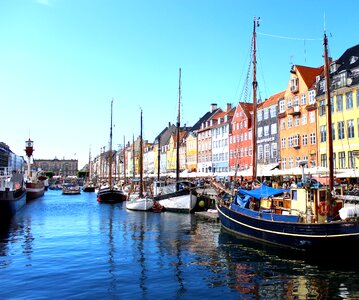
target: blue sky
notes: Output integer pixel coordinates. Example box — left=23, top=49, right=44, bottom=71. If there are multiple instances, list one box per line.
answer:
left=1, top=0, right=358, bottom=168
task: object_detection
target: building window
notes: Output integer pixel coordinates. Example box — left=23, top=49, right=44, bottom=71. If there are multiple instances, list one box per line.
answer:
left=320, top=125, right=327, bottom=143
left=310, top=133, right=316, bottom=145
left=337, top=94, right=343, bottom=112
left=309, top=111, right=315, bottom=123
left=332, top=123, right=336, bottom=140
left=287, top=98, right=292, bottom=108
left=282, top=157, right=286, bottom=169
left=257, top=111, right=263, bottom=121
left=281, top=138, right=286, bottom=149
left=321, top=154, right=327, bottom=168
left=258, top=145, right=263, bottom=160
left=263, top=109, right=269, bottom=120
left=264, top=126, right=269, bottom=136
left=301, top=93, right=306, bottom=105
left=270, top=107, right=276, bottom=118
left=294, top=116, right=300, bottom=127
left=288, top=117, right=293, bottom=128
left=289, top=157, right=294, bottom=168
left=302, top=134, right=308, bottom=146
left=264, top=144, right=270, bottom=161
left=346, top=92, right=353, bottom=110
left=271, top=143, right=277, bottom=159
left=271, top=123, right=277, bottom=135
left=302, top=113, right=307, bottom=125
left=338, top=121, right=345, bottom=140
left=281, top=120, right=285, bottom=129
left=339, top=151, right=346, bottom=169
left=279, top=100, right=285, bottom=113
left=258, top=127, right=263, bottom=137
left=294, top=96, right=299, bottom=107
left=308, top=90, right=316, bottom=104
left=357, top=90, right=359, bottom=107
left=348, top=119, right=355, bottom=138
left=319, top=100, right=326, bottom=116
left=348, top=151, right=355, bottom=169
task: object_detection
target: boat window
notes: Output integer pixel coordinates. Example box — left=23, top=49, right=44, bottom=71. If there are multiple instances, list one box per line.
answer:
left=291, top=190, right=297, bottom=200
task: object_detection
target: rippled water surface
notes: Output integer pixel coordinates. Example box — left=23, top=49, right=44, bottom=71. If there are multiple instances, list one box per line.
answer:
left=1, top=190, right=359, bottom=299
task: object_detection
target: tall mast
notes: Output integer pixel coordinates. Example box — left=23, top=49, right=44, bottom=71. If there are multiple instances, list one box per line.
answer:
left=139, top=109, right=144, bottom=196
left=324, top=33, right=334, bottom=194
left=132, top=135, right=135, bottom=177
left=157, top=135, right=161, bottom=181
left=123, top=136, right=126, bottom=183
left=176, top=68, right=181, bottom=190
left=109, top=98, right=113, bottom=189
left=88, top=146, right=91, bottom=180
left=251, top=17, right=259, bottom=183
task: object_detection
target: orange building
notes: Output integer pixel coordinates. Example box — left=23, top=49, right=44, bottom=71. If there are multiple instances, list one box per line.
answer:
left=279, top=65, right=323, bottom=170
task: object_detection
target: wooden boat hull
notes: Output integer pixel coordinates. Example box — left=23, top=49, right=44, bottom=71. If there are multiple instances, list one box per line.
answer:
left=97, top=187, right=126, bottom=203
left=0, top=188, right=27, bottom=221
left=216, top=202, right=359, bottom=251
left=155, top=189, right=197, bottom=213
left=83, top=186, right=95, bottom=192
left=126, top=196, right=153, bottom=211
left=26, top=182, right=45, bottom=200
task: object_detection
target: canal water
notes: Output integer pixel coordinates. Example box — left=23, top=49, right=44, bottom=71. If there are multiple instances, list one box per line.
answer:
left=1, top=190, right=359, bottom=299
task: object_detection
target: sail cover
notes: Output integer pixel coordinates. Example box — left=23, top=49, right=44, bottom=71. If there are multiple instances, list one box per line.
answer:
left=237, top=186, right=288, bottom=200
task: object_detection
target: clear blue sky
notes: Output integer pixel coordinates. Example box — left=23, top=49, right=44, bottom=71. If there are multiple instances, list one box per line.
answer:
left=1, top=0, right=357, bottom=168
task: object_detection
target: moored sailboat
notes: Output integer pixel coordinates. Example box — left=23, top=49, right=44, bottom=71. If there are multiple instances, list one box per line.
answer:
left=154, top=68, right=198, bottom=213
left=215, top=18, right=359, bottom=252
left=97, top=99, right=126, bottom=203
left=126, top=109, right=154, bottom=211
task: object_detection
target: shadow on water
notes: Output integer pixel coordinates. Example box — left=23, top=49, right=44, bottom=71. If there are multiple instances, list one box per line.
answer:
left=218, top=227, right=359, bottom=269
left=217, top=227, right=359, bottom=299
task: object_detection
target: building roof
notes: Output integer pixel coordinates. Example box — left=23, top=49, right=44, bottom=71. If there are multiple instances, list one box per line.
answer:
left=258, top=90, right=285, bottom=109
left=295, top=65, right=323, bottom=89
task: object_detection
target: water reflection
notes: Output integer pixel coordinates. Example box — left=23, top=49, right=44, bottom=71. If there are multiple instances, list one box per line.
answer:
left=217, top=228, right=359, bottom=299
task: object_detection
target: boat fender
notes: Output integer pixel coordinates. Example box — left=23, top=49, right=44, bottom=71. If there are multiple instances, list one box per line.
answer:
left=318, top=201, right=330, bottom=216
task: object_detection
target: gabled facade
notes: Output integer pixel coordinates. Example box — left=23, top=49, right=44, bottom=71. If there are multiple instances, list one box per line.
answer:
left=317, top=44, right=359, bottom=171
left=279, top=65, right=323, bottom=170
left=229, top=102, right=253, bottom=172
left=197, top=104, right=222, bottom=174
left=256, top=91, right=284, bottom=171
left=211, top=103, right=235, bottom=174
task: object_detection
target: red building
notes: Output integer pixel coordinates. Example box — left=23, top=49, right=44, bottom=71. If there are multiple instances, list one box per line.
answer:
left=229, top=102, right=253, bottom=175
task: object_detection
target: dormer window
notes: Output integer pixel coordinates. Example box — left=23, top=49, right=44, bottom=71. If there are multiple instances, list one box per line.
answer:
left=290, top=77, right=299, bottom=93
left=330, top=63, right=337, bottom=73
left=350, top=56, right=358, bottom=64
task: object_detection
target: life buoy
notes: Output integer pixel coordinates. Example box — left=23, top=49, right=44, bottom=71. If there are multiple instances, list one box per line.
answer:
left=318, top=201, right=330, bottom=216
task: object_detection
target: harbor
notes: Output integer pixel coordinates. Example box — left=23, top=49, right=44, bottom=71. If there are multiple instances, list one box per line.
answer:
left=1, top=190, right=359, bottom=299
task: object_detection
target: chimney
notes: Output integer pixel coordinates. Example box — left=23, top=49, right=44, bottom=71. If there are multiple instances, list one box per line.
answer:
left=168, top=122, right=171, bottom=127
left=210, top=103, right=217, bottom=113
left=226, top=103, right=232, bottom=111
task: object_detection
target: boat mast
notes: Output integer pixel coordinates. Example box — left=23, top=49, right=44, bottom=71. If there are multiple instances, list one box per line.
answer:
left=176, top=68, right=181, bottom=191
left=132, top=135, right=135, bottom=178
left=109, top=99, right=113, bottom=189
left=251, top=17, right=259, bottom=183
left=157, top=135, right=161, bottom=181
left=88, top=146, right=91, bottom=180
left=324, top=33, right=334, bottom=194
left=139, top=109, right=144, bottom=196
left=123, top=136, right=126, bottom=184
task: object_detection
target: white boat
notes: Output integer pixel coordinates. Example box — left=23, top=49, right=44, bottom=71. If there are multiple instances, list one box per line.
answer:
left=126, top=193, right=154, bottom=211
left=125, top=109, right=154, bottom=211
left=152, top=69, right=198, bottom=213
left=62, top=183, right=81, bottom=195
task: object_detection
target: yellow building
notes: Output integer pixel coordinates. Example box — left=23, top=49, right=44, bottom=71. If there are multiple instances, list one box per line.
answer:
left=186, top=132, right=197, bottom=172
left=317, top=45, right=359, bottom=175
